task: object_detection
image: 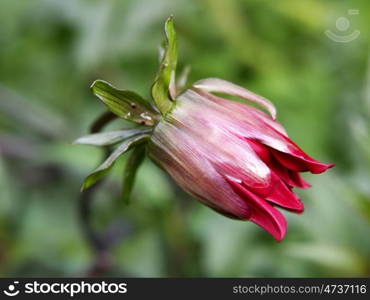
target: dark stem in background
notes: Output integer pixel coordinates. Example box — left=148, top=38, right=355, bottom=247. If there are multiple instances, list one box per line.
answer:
left=79, top=111, right=120, bottom=276
left=89, top=111, right=117, bottom=133
left=79, top=175, right=112, bottom=276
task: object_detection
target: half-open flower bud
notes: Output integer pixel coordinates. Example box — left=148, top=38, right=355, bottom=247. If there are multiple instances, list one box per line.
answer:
left=148, top=79, right=334, bottom=241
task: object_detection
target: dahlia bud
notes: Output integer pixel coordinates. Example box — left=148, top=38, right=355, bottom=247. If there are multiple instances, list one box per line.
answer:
left=148, top=78, right=334, bottom=241
left=77, top=16, right=334, bottom=241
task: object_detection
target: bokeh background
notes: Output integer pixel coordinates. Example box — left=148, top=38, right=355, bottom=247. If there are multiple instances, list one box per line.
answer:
left=1, top=0, right=370, bottom=277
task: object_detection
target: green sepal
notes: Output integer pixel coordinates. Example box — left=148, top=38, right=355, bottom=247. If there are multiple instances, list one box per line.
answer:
left=74, top=128, right=152, bottom=147
left=121, top=144, right=146, bottom=205
left=151, top=16, right=178, bottom=115
left=81, top=133, right=150, bottom=191
left=91, top=80, right=158, bottom=126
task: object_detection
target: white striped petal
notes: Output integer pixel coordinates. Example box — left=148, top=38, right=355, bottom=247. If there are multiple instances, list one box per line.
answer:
left=193, top=77, right=277, bottom=119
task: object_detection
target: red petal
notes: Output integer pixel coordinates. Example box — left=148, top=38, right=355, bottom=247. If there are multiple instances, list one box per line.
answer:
left=261, top=128, right=335, bottom=174
left=288, top=170, right=311, bottom=189
left=243, top=170, right=304, bottom=212
left=268, top=155, right=297, bottom=187
left=246, top=138, right=311, bottom=189
left=246, top=138, right=271, bottom=163
left=272, top=149, right=334, bottom=174
left=264, top=173, right=304, bottom=213
left=225, top=176, right=287, bottom=242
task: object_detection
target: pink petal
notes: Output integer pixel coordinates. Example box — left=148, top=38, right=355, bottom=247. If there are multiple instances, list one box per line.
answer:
left=169, top=70, right=177, bottom=99
left=252, top=109, right=288, bottom=136
left=192, top=191, right=252, bottom=220
left=193, top=78, right=277, bottom=120
left=225, top=176, right=287, bottom=241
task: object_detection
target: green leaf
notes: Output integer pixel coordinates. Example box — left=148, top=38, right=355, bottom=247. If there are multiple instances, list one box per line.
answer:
left=91, top=80, right=158, bottom=126
left=74, top=128, right=152, bottom=146
left=151, top=16, right=178, bottom=115
left=81, top=133, right=150, bottom=191
left=121, top=144, right=146, bottom=205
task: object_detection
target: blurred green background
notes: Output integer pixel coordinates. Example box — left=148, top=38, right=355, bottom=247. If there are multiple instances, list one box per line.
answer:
left=0, top=0, right=369, bottom=277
